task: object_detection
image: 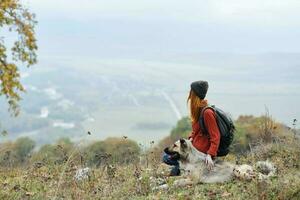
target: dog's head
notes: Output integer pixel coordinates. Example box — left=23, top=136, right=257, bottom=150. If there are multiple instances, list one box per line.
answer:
left=164, top=138, right=192, bottom=160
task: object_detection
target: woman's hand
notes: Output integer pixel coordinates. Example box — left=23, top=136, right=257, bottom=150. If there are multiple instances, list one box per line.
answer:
left=205, top=154, right=214, bottom=170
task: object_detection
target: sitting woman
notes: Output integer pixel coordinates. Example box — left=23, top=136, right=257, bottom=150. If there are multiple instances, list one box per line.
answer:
left=163, top=80, right=221, bottom=176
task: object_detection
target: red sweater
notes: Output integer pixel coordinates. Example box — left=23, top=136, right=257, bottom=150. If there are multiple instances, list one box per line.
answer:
left=189, top=108, right=221, bottom=157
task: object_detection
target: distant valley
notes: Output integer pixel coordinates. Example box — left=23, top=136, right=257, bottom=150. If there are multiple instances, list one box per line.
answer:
left=1, top=53, right=299, bottom=145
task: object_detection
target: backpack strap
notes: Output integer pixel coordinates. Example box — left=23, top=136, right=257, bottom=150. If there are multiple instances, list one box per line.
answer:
left=199, top=105, right=216, bottom=136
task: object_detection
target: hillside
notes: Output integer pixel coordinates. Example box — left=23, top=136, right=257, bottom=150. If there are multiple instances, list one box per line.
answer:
left=0, top=114, right=299, bottom=199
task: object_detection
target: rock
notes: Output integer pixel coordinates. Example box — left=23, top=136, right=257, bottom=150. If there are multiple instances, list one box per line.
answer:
left=74, top=167, right=91, bottom=181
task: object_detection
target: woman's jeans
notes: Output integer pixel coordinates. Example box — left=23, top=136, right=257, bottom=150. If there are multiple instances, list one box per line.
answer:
left=162, top=152, right=180, bottom=176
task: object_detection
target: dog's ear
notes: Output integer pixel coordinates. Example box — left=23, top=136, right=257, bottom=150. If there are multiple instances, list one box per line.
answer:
left=180, top=138, right=187, bottom=148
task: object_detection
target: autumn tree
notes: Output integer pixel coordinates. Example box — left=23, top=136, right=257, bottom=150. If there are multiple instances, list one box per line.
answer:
left=0, top=0, right=37, bottom=118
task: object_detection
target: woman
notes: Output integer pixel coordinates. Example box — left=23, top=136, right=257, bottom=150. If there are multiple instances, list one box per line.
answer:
left=163, top=80, right=221, bottom=176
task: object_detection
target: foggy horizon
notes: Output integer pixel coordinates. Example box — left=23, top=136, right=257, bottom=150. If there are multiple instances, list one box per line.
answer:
left=1, top=0, right=299, bottom=145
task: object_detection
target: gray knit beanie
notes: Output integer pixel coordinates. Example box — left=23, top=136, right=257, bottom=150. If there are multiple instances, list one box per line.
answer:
left=190, top=80, right=209, bottom=99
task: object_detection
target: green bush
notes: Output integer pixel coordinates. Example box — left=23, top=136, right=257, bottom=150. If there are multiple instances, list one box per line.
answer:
left=0, top=137, right=35, bottom=167
left=84, top=141, right=108, bottom=167
left=170, top=117, right=191, bottom=140
left=31, top=137, right=74, bottom=165
left=104, top=137, right=140, bottom=164
left=230, top=125, right=250, bottom=154
left=84, top=137, right=140, bottom=166
left=14, top=137, right=35, bottom=163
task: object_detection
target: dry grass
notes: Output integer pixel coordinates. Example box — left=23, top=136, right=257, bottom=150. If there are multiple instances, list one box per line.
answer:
left=0, top=137, right=299, bottom=200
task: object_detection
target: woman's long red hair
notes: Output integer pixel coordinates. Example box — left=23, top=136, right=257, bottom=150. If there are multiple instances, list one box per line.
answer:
left=187, top=90, right=208, bottom=124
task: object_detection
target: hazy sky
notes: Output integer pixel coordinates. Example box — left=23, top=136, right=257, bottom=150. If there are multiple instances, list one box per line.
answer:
left=1, top=1, right=300, bottom=141
left=22, top=0, right=300, bottom=59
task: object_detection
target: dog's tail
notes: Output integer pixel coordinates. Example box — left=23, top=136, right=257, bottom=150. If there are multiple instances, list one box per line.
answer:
left=255, top=160, right=276, bottom=180
left=233, top=161, right=276, bottom=181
